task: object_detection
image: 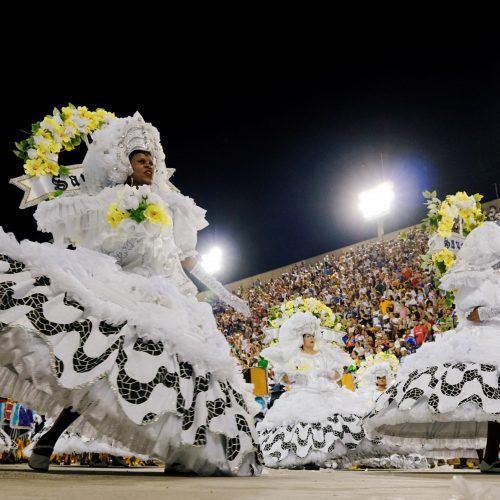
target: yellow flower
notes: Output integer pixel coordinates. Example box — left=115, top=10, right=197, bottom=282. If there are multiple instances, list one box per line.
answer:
left=437, top=216, right=454, bottom=237
left=455, top=191, right=470, bottom=203
left=287, top=358, right=313, bottom=373
left=40, top=116, right=64, bottom=136
left=144, top=204, right=171, bottom=226
left=16, top=105, right=116, bottom=187
left=61, top=106, right=75, bottom=118
left=432, top=248, right=455, bottom=270
left=24, top=158, right=45, bottom=176
left=76, top=106, right=90, bottom=117
left=439, top=201, right=459, bottom=219
left=42, top=161, right=59, bottom=176
left=48, top=141, right=63, bottom=154
left=107, top=203, right=128, bottom=228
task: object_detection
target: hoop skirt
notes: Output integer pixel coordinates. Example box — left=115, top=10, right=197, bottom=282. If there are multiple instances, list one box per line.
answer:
left=257, top=349, right=378, bottom=468
left=0, top=186, right=262, bottom=475
left=364, top=225, right=500, bottom=458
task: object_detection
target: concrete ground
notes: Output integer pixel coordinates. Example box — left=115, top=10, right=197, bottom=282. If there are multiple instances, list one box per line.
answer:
left=1, top=464, right=500, bottom=500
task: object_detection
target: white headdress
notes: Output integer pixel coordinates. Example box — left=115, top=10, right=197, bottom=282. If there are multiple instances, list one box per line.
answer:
left=355, top=352, right=399, bottom=392
left=261, top=312, right=330, bottom=368
left=261, top=311, right=351, bottom=376
left=454, top=221, right=500, bottom=269
left=440, top=221, right=500, bottom=291
left=356, top=361, right=394, bottom=391
left=278, top=311, right=321, bottom=350
left=81, top=112, right=170, bottom=194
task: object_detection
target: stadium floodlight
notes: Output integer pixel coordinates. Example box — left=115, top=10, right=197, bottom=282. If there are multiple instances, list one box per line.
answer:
left=358, top=182, right=394, bottom=240
left=200, top=246, right=222, bottom=274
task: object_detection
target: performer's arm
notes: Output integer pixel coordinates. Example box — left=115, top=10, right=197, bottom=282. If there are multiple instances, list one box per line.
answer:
left=467, top=306, right=500, bottom=322
left=187, top=260, right=251, bottom=317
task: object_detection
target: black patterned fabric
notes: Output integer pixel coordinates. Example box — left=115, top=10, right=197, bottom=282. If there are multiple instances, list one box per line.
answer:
left=371, top=363, right=500, bottom=416
left=259, top=413, right=371, bottom=467
left=365, top=361, right=500, bottom=451
left=0, top=253, right=262, bottom=474
left=0, top=429, right=10, bottom=452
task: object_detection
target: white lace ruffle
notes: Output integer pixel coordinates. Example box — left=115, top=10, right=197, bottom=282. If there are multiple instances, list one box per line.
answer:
left=0, top=228, right=249, bottom=383
left=161, top=189, right=208, bottom=259
left=34, top=185, right=209, bottom=264
left=0, top=326, right=260, bottom=476
left=399, top=326, right=500, bottom=375
left=454, top=221, right=500, bottom=268
left=363, top=359, right=500, bottom=458
left=24, top=434, right=149, bottom=460
left=34, top=188, right=116, bottom=247
left=259, top=386, right=371, bottom=428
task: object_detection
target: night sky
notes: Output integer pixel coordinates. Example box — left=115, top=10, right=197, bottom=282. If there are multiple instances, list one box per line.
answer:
left=2, top=46, right=500, bottom=283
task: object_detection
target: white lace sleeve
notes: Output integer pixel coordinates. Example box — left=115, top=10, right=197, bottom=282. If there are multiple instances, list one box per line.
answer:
left=162, top=190, right=208, bottom=259
left=190, top=263, right=251, bottom=317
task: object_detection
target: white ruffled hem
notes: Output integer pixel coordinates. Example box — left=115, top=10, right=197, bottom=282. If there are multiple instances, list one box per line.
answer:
left=364, top=400, right=494, bottom=458
left=0, top=227, right=248, bottom=383
left=399, top=327, right=500, bottom=375
left=259, top=388, right=370, bottom=429
left=24, top=437, right=149, bottom=460
left=0, top=362, right=259, bottom=476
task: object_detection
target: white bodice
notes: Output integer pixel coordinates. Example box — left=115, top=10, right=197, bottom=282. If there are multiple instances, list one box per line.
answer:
left=34, top=185, right=208, bottom=295
left=285, top=350, right=341, bottom=391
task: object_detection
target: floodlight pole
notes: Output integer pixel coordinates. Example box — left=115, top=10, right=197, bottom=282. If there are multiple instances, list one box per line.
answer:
left=376, top=218, right=384, bottom=241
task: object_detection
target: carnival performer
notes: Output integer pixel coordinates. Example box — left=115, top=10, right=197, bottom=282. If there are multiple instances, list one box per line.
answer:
left=0, top=108, right=262, bottom=476
left=364, top=221, right=500, bottom=473
left=355, top=353, right=398, bottom=408
left=257, top=311, right=375, bottom=469
left=355, top=353, right=428, bottom=469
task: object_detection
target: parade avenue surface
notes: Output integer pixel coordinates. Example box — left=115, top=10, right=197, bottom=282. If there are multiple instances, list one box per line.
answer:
left=1, top=465, right=500, bottom=500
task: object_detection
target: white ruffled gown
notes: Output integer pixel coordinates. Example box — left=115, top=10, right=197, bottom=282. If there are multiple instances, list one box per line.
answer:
left=257, top=349, right=376, bottom=468
left=364, top=234, right=500, bottom=458
left=0, top=185, right=262, bottom=475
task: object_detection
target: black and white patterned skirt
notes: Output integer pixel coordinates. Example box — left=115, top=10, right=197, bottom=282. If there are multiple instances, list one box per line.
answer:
left=257, top=387, right=379, bottom=468
left=0, top=231, right=262, bottom=475
left=364, top=360, right=500, bottom=458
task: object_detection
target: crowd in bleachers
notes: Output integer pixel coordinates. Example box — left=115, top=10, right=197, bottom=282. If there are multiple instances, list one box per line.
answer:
left=212, top=228, right=456, bottom=370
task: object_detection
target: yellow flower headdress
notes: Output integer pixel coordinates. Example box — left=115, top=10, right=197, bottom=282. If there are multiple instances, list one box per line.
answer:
left=421, top=190, right=485, bottom=278
left=11, top=104, right=115, bottom=208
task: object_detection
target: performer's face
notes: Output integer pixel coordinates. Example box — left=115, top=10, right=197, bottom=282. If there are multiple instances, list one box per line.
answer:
left=129, top=151, right=154, bottom=185
left=376, top=375, right=387, bottom=390
left=302, top=333, right=315, bottom=349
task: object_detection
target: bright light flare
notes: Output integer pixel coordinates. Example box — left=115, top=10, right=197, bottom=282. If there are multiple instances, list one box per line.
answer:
left=200, top=247, right=222, bottom=274
left=358, top=182, right=394, bottom=220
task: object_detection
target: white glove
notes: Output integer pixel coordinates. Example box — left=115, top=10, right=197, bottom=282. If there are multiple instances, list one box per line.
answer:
left=477, top=306, right=500, bottom=321
left=190, top=263, right=251, bottom=317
